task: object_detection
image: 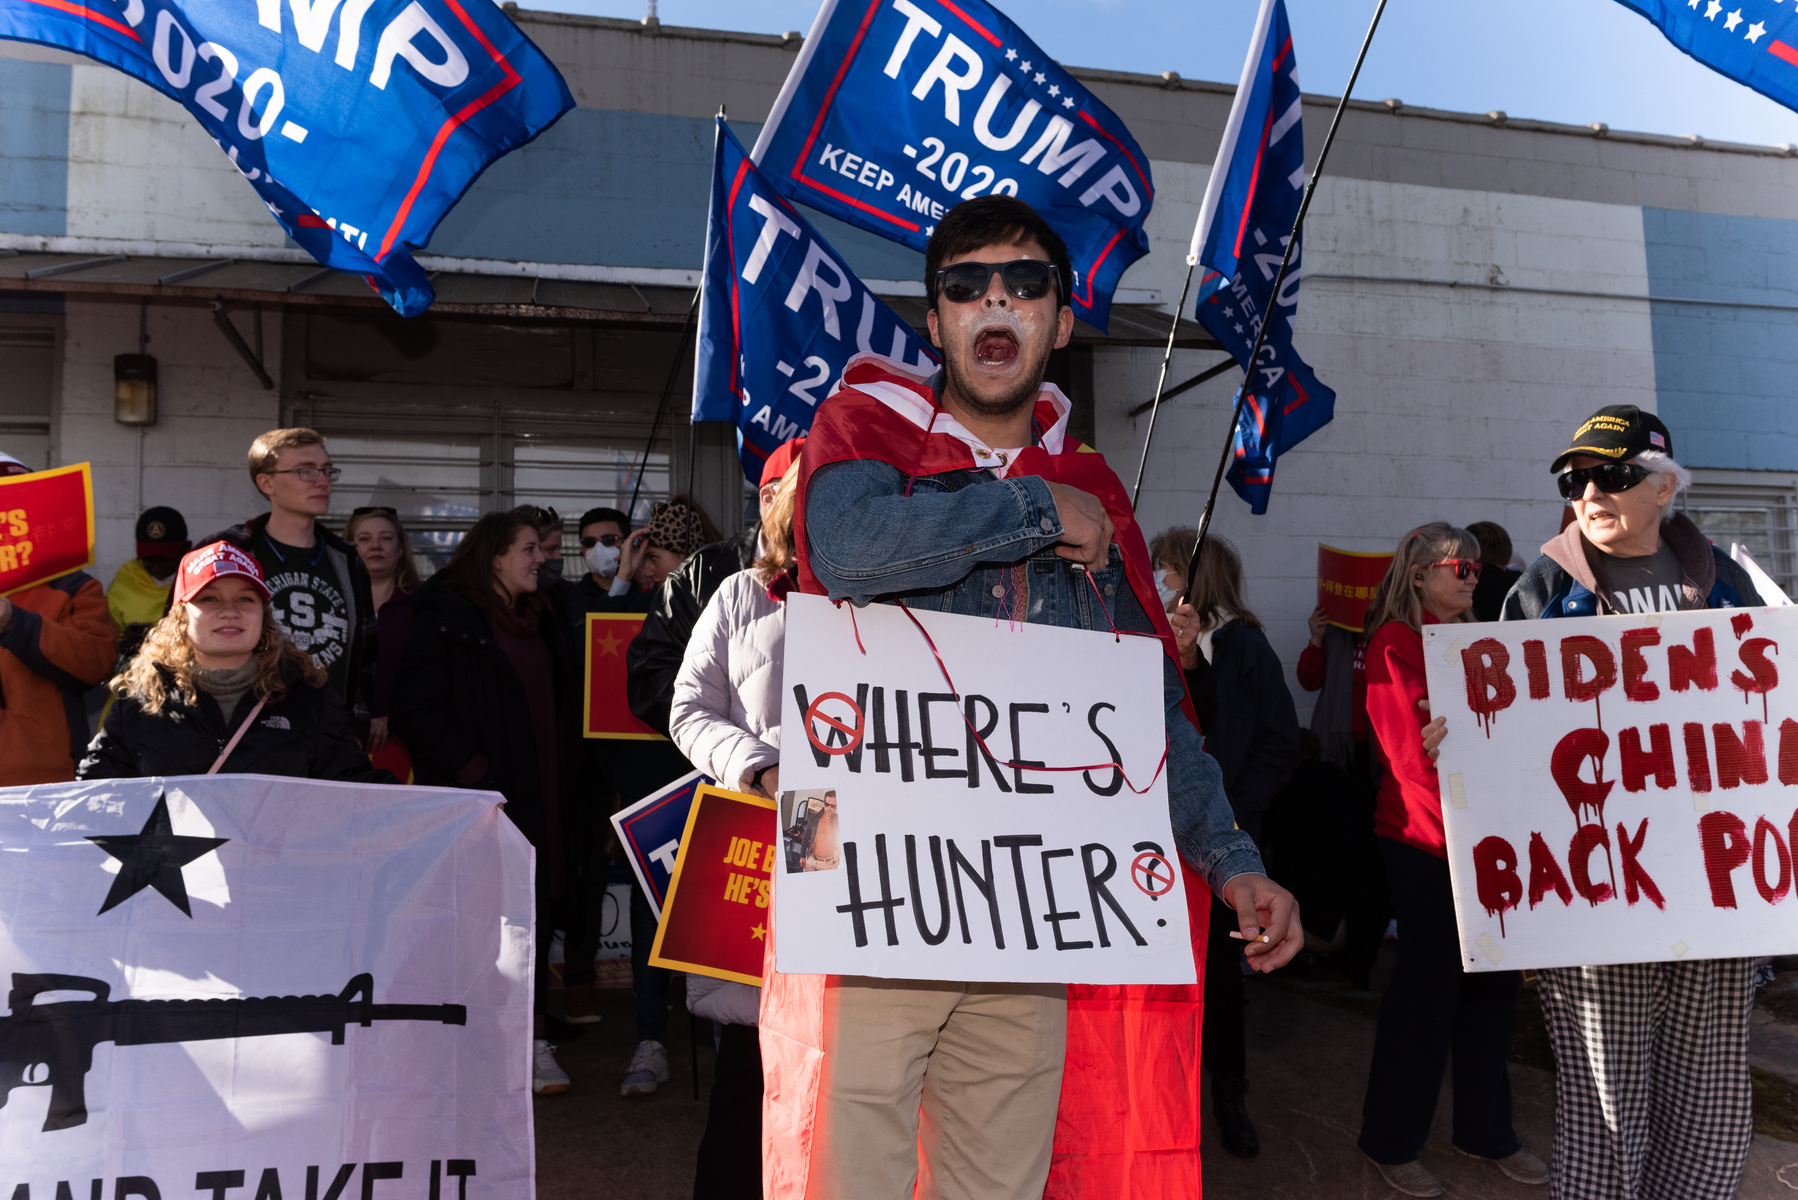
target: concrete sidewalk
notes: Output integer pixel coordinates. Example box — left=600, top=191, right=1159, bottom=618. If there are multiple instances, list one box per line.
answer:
left=1213, top=968, right=1798, bottom=1198
left=542, top=960, right=1798, bottom=1198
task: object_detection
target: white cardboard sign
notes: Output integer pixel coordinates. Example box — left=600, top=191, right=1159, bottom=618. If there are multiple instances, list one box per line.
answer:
left=776, top=592, right=1197, bottom=985
left=1425, top=606, right=1798, bottom=972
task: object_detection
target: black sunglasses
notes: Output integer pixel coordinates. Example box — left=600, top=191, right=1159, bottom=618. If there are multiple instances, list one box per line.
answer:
left=580, top=533, right=622, bottom=549
left=933, top=259, right=1061, bottom=305
left=1557, top=462, right=1651, bottom=500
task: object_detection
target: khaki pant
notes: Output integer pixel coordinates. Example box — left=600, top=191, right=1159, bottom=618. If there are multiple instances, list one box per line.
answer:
left=816, top=976, right=1067, bottom=1200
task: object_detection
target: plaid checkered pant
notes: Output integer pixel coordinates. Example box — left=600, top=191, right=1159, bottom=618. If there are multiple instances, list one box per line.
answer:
left=1536, top=958, right=1755, bottom=1200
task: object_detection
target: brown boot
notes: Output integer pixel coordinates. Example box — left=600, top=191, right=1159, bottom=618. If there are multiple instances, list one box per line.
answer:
left=564, top=982, right=601, bottom=1025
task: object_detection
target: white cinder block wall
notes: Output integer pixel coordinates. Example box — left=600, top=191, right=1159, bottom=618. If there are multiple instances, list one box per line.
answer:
left=60, top=300, right=282, bottom=586
left=1109, top=168, right=1658, bottom=721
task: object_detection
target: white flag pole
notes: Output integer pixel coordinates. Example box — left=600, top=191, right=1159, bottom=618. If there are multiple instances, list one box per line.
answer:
left=1180, top=0, right=1391, bottom=597
left=1130, top=0, right=1277, bottom=508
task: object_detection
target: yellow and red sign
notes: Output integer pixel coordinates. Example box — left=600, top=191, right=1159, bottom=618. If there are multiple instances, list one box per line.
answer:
left=0, top=463, right=94, bottom=596
left=649, top=784, right=777, bottom=985
left=1317, top=542, right=1394, bottom=632
left=583, top=612, right=666, bottom=740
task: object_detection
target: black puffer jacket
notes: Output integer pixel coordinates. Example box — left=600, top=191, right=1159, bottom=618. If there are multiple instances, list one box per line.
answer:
left=626, top=524, right=759, bottom=737
left=78, top=663, right=390, bottom=781
left=388, top=577, right=585, bottom=852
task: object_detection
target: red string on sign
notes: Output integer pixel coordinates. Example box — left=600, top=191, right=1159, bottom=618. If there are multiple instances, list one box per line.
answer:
left=892, top=599, right=1169, bottom=795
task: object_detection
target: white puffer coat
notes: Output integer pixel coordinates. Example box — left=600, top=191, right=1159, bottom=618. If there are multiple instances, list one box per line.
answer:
left=670, top=568, right=784, bottom=792
left=670, top=567, right=785, bottom=1028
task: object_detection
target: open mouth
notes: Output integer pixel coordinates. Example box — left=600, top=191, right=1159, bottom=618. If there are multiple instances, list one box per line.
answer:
left=974, top=328, right=1018, bottom=367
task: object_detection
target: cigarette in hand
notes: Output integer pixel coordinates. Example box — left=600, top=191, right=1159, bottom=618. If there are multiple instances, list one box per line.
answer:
left=1229, top=931, right=1270, bottom=944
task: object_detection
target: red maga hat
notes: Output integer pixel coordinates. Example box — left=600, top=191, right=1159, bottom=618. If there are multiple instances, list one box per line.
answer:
left=173, top=542, right=271, bottom=606
left=760, top=436, right=807, bottom=487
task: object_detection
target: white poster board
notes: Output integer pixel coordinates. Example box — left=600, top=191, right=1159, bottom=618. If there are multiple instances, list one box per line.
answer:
left=776, top=591, right=1196, bottom=985
left=0, top=775, right=535, bottom=1197
left=1425, top=606, right=1798, bottom=971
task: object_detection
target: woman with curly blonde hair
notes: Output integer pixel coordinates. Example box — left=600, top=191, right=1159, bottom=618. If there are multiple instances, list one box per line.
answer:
left=79, top=542, right=391, bottom=781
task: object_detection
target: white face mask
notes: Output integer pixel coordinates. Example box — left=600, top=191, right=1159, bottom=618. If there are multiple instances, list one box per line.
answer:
left=1155, top=576, right=1180, bottom=608
left=584, top=542, right=620, bottom=578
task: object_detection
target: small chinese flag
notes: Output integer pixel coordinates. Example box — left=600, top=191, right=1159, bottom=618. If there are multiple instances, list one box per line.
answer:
left=1317, top=542, right=1394, bottom=632
left=584, top=613, right=666, bottom=740
left=649, top=785, right=778, bottom=985
left=0, top=463, right=94, bottom=596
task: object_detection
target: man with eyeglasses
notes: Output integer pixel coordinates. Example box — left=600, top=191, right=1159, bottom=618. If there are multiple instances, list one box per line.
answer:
left=768, top=195, right=1302, bottom=1196
left=1430, top=405, right=1763, bottom=1199
left=209, top=427, right=375, bottom=713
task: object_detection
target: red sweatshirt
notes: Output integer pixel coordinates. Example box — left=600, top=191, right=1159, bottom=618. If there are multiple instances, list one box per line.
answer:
left=1365, top=614, right=1446, bottom=859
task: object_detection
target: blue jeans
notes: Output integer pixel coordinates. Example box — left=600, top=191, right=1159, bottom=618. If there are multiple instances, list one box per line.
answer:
left=805, top=456, right=1261, bottom=892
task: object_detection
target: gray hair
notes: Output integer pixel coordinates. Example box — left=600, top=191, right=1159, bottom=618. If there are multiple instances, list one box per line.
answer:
left=1634, top=450, right=1691, bottom=522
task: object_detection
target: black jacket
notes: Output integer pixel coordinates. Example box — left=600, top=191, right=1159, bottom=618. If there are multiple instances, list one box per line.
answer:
left=78, top=664, right=391, bottom=781
left=626, top=525, right=759, bottom=737
left=388, top=578, right=585, bottom=850
left=208, top=513, right=378, bottom=714
left=1470, top=565, right=1521, bottom=623
left=1194, top=619, right=1300, bottom=823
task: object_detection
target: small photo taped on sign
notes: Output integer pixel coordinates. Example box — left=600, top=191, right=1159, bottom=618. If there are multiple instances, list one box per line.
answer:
left=780, top=788, right=841, bottom=875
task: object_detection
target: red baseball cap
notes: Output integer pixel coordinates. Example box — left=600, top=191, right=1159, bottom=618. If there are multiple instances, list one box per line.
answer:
left=760, top=436, right=807, bottom=487
left=173, top=542, right=271, bottom=605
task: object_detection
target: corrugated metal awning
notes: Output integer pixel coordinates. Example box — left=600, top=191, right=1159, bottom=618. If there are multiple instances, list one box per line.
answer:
left=0, top=251, right=1217, bottom=348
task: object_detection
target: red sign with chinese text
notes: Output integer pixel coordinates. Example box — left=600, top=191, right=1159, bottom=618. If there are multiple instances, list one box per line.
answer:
left=649, top=784, right=778, bottom=985
left=0, top=463, right=94, bottom=596
left=583, top=612, right=665, bottom=740
left=1318, top=542, right=1394, bottom=632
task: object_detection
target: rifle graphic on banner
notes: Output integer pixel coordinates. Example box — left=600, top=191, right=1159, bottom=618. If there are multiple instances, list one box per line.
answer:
left=1, top=971, right=466, bottom=1132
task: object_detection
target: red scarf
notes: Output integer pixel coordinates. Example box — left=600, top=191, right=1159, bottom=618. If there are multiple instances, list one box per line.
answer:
left=793, top=355, right=1200, bottom=732
left=769, top=355, right=1212, bottom=1198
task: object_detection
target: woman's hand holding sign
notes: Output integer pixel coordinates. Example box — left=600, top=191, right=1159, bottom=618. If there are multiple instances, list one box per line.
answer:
left=1222, top=872, right=1302, bottom=971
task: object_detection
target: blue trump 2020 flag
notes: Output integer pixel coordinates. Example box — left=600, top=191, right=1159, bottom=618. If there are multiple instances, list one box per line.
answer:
left=1613, top=1, right=1798, bottom=116
left=749, top=0, right=1152, bottom=334
left=695, top=118, right=937, bottom=484
left=1188, top=0, right=1335, bottom=516
left=0, top=0, right=572, bottom=316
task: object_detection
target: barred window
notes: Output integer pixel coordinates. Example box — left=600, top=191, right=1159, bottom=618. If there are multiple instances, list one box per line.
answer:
left=1680, top=474, right=1798, bottom=602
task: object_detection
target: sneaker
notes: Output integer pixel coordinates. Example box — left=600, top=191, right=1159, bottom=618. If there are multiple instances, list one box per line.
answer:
left=1366, top=1155, right=1443, bottom=1198
left=563, top=983, right=602, bottom=1025
left=1456, top=1145, right=1550, bottom=1185
left=620, top=1039, right=670, bottom=1096
left=532, top=1039, right=570, bottom=1096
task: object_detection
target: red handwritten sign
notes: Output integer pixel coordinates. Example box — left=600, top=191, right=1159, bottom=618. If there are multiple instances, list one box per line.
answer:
left=0, top=464, right=94, bottom=596
left=582, top=613, right=666, bottom=740
left=1316, top=542, right=1393, bottom=632
left=649, top=784, right=778, bottom=985
left=1426, top=606, right=1798, bottom=971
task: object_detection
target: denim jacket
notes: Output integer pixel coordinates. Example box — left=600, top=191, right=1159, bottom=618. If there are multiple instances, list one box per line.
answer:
left=805, top=455, right=1266, bottom=895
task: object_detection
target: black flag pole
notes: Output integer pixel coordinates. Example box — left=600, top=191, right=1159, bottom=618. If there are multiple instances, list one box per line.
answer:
left=1180, top=0, right=1390, bottom=598
left=627, top=285, right=701, bottom=521
left=1130, top=264, right=1198, bottom=508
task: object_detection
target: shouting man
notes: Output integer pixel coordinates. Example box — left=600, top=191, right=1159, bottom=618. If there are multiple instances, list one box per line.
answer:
left=765, top=195, right=1302, bottom=1198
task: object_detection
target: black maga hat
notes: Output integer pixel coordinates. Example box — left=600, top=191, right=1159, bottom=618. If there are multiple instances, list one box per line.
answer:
left=134, top=505, right=189, bottom=555
left=1550, top=405, right=1673, bottom=474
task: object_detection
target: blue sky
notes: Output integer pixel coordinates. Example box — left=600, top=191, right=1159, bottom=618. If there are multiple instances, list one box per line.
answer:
left=546, top=0, right=1798, bottom=147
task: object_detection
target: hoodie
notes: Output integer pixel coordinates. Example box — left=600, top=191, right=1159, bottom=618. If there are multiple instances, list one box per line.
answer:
left=1501, top=510, right=1760, bottom=621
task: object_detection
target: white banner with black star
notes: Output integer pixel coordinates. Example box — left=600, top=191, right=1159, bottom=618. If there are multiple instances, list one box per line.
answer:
left=0, top=776, right=535, bottom=1199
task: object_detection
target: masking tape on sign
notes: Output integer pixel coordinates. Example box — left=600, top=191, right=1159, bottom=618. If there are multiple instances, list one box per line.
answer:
left=1475, top=933, right=1505, bottom=965
left=1672, top=940, right=1689, bottom=958
left=1447, top=773, right=1467, bottom=810
left=1442, top=637, right=1469, bottom=665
